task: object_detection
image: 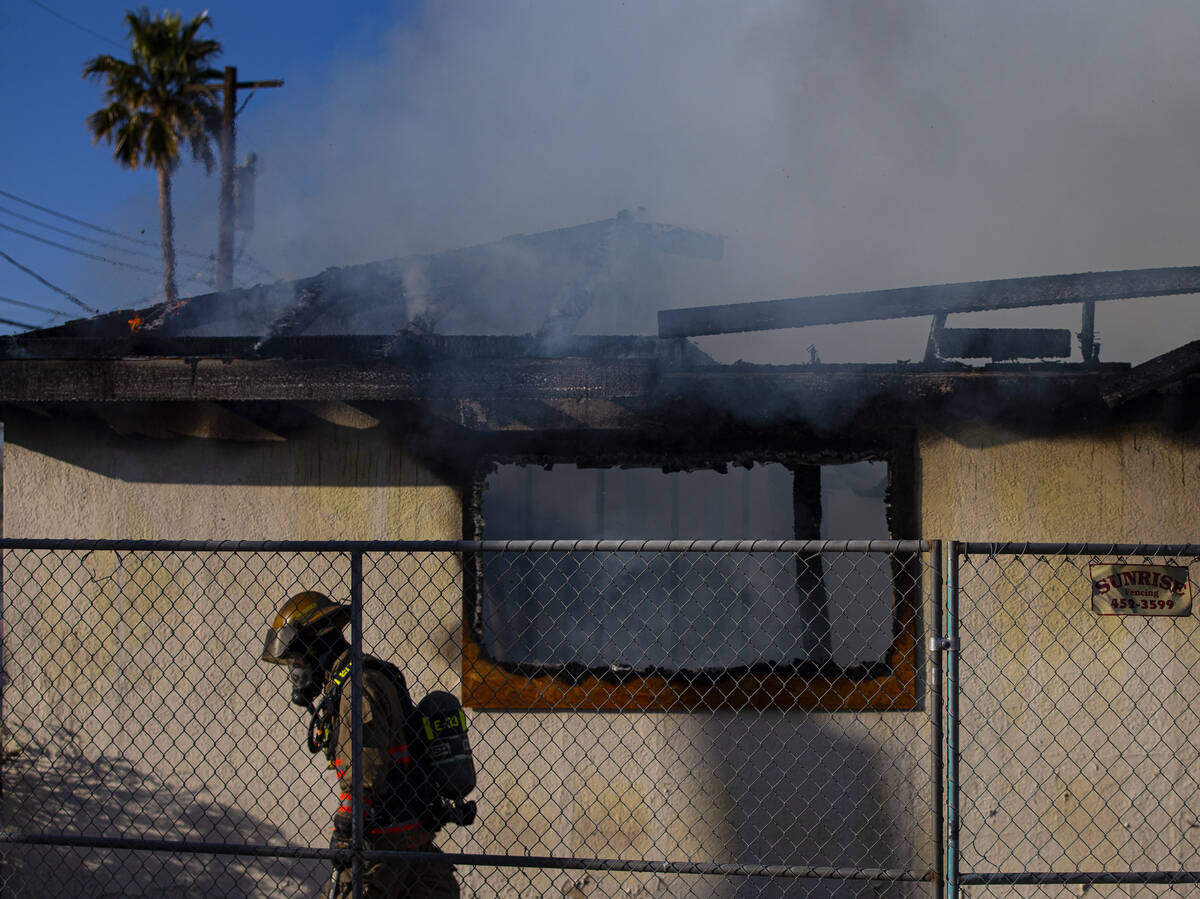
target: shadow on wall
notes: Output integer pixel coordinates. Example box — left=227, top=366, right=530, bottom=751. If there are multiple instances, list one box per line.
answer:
left=1, top=733, right=326, bottom=899
left=463, top=710, right=929, bottom=899
left=716, top=714, right=926, bottom=899
left=3, top=406, right=435, bottom=488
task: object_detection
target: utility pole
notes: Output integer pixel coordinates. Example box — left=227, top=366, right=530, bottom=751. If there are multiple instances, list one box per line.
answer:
left=210, top=65, right=282, bottom=292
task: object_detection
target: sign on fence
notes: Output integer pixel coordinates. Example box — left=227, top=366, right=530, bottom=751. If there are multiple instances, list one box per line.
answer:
left=1089, top=562, right=1192, bottom=616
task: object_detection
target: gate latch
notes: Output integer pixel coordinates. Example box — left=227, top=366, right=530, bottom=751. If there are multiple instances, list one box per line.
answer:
left=928, top=636, right=959, bottom=653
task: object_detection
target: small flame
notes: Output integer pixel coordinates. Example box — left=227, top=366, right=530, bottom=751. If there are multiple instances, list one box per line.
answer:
left=128, top=315, right=144, bottom=333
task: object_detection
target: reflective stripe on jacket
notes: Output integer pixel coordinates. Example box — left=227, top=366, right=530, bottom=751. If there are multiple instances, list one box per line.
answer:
left=328, top=650, right=430, bottom=839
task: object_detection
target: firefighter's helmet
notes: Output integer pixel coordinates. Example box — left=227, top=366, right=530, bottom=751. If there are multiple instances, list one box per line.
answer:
left=261, top=591, right=350, bottom=665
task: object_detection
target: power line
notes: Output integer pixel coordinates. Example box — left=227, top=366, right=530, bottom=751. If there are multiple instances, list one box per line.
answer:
left=0, top=187, right=278, bottom=279
left=0, top=294, right=68, bottom=316
left=127, top=259, right=217, bottom=307
left=0, top=223, right=162, bottom=276
left=0, top=250, right=98, bottom=313
left=0, top=205, right=161, bottom=262
left=27, top=0, right=124, bottom=49
left=0, top=314, right=38, bottom=331
left=239, top=255, right=278, bottom=281
left=0, top=188, right=212, bottom=261
left=236, top=89, right=258, bottom=117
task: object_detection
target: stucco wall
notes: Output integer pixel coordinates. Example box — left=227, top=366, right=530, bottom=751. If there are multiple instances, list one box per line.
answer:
left=3, top=412, right=458, bottom=542
left=0, top=412, right=939, bottom=899
left=9, top=406, right=1200, bottom=896
left=0, top=414, right=464, bottom=897
left=921, top=419, right=1200, bottom=892
left=920, top=419, right=1200, bottom=544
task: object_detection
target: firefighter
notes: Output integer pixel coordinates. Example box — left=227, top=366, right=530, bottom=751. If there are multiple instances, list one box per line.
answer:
left=261, top=591, right=460, bottom=899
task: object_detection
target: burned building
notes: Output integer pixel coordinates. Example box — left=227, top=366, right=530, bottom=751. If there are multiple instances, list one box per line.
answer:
left=2, top=217, right=1200, bottom=897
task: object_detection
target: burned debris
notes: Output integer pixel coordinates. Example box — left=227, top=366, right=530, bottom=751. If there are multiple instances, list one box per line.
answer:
left=32, top=211, right=725, bottom=347
left=658, top=264, right=1200, bottom=365
left=3, top=213, right=1200, bottom=451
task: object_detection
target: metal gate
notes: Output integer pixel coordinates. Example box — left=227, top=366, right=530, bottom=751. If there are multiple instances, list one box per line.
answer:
left=947, top=542, right=1200, bottom=895
left=0, top=538, right=940, bottom=899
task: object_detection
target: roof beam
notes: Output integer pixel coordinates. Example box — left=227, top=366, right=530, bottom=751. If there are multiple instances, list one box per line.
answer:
left=1101, top=338, right=1200, bottom=406
left=0, top=356, right=661, bottom=404
left=658, top=266, right=1200, bottom=338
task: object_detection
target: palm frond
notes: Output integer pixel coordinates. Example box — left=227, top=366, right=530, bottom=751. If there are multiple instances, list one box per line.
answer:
left=81, top=53, right=120, bottom=79
left=83, top=8, right=224, bottom=172
left=84, top=7, right=226, bottom=302
left=114, top=114, right=149, bottom=169
left=86, top=101, right=127, bottom=139
left=143, top=117, right=180, bottom=172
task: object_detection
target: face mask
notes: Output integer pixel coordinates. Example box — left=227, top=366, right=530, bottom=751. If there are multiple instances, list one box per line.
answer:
left=289, top=659, right=322, bottom=708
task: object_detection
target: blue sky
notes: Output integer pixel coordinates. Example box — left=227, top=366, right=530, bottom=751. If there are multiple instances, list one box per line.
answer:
left=3, top=1, right=1200, bottom=363
left=0, top=0, right=418, bottom=330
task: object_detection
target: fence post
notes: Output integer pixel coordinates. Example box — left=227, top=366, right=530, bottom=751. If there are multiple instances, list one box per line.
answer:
left=945, top=541, right=960, bottom=899
left=350, top=550, right=364, bottom=899
left=929, top=541, right=944, bottom=899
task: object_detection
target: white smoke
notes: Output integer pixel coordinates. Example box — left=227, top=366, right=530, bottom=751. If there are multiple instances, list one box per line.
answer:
left=155, top=0, right=1200, bottom=363
left=399, top=257, right=433, bottom=330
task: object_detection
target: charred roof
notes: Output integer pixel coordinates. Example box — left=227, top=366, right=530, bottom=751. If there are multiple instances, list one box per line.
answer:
left=31, top=211, right=724, bottom=344
left=2, top=214, right=1199, bottom=444
left=0, top=330, right=1175, bottom=437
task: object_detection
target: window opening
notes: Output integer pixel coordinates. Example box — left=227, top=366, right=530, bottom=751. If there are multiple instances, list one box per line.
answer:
left=476, top=460, right=894, bottom=673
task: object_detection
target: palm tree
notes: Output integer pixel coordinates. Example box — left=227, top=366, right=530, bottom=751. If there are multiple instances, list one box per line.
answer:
left=84, top=8, right=223, bottom=305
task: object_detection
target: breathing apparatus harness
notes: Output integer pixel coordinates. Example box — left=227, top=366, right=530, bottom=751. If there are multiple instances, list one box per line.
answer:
left=305, top=656, right=478, bottom=829
left=306, top=691, right=332, bottom=755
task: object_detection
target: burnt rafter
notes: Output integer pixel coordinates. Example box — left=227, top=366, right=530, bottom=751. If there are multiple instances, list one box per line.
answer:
left=0, top=328, right=1152, bottom=440
left=0, top=355, right=664, bottom=404
left=253, top=213, right=725, bottom=344
left=1101, top=338, right=1200, bottom=407
left=0, top=335, right=720, bottom=413
left=33, top=212, right=725, bottom=345
left=0, top=333, right=711, bottom=364
left=658, top=265, right=1200, bottom=337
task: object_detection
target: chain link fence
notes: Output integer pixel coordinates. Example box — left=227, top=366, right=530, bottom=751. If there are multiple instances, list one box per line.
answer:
left=0, top=539, right=938, bottom=898
left=952, top=542, right=1200, bottom=896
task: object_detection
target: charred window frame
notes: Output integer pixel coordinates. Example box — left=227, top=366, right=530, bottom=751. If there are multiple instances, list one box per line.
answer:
left=461, top=445, right=920, bottom=712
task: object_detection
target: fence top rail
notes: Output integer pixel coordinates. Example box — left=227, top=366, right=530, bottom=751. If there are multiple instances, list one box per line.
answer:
left=958, top=541, right=1200, bottom=558
left=0, top=537, right=931, bottom=554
